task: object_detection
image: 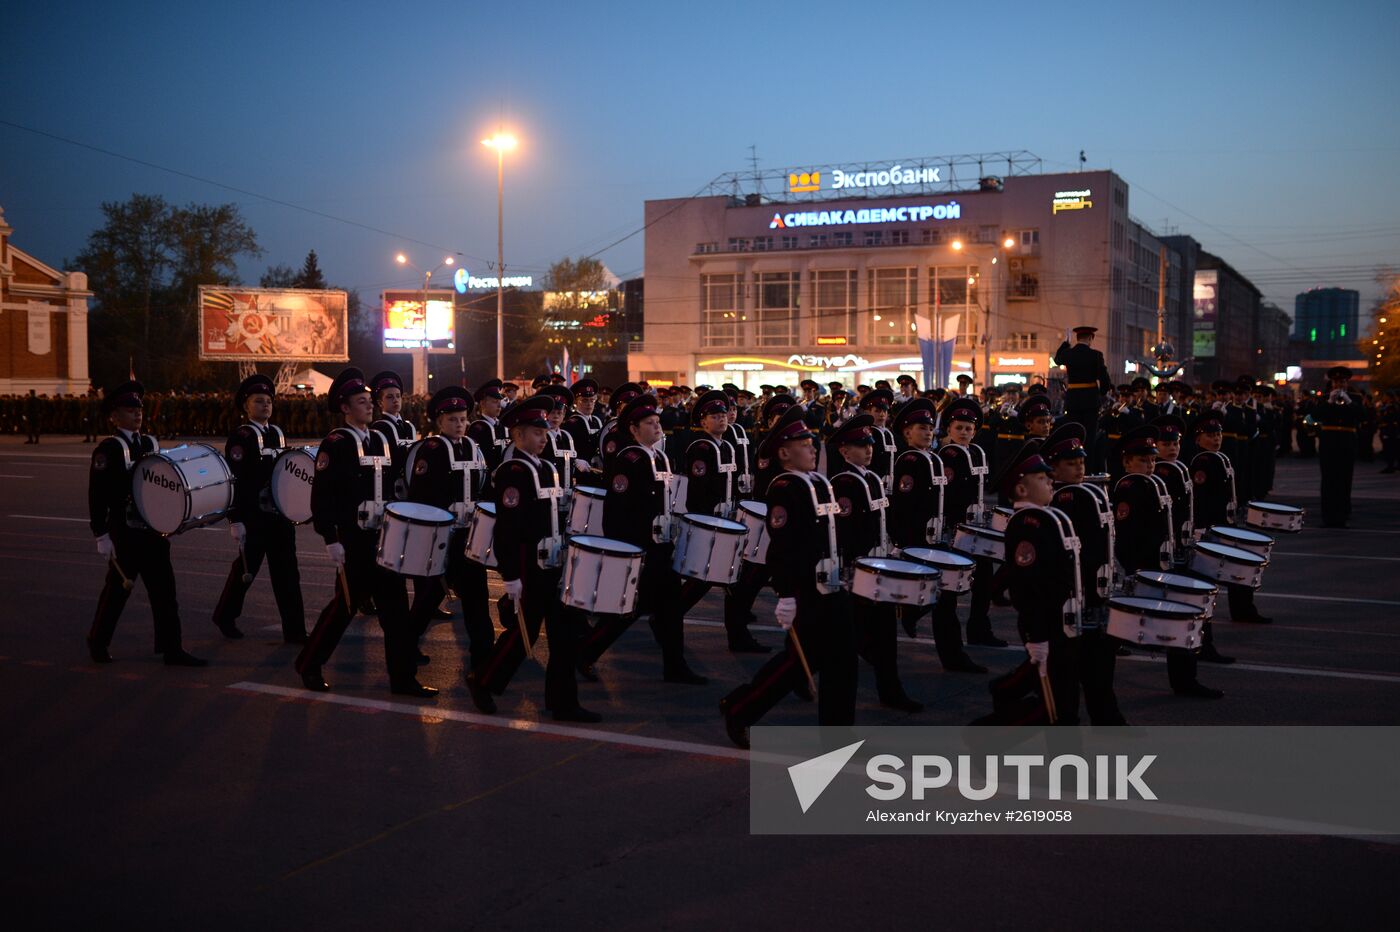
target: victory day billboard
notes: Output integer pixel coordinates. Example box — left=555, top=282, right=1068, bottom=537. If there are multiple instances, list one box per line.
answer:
left=198, top=286, right=349, bottom=362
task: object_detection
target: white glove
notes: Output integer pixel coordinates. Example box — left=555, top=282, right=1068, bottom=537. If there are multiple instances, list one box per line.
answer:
left=229, top=522, right=247, bottom=544
left=325, top=542, right=346, bottom=565
left=95, top=534, right=114, bottom=559
left=1025, top=641, right=1050, bottom=668
left=774, top=597, right=797, bottom=630
left=503, top=578, right=523, bottom=600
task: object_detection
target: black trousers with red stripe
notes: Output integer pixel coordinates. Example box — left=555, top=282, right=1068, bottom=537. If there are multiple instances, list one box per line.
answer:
left=89, top=527, right=183, bottom=654
left=982, top=635, right=1080, bottom=725
left=211, top=515, right=304, bottom=639
left=477, top=566, right=580, bottom=711
left=579, top=544, right=686, bottom=671
left=854, top=597, right=907, bottom=700
left=722, top=587, right=857, bottom=728
left=409, top=535, right=494, bottom=673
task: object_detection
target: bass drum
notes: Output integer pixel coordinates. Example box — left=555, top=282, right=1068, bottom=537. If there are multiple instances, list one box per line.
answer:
left=131, top=443, right=233, bottom=535
left=269, top=446, right=317, bottom=524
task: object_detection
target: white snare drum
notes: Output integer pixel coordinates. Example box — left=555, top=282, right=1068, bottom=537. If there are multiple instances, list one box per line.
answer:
left=1107, top=596, right=1205, bottom=650
left=736, top=500, right=769, bottom=565
left=851, top=557, right=940, bottom=606
left=672, top=514, right=747, bottom=584
left=953, top=523, right=1005, bottom=561
left=376, top=502, right=454, bottom=576
left=269, top=446, right=317, bottom=524
left=1128, top=570, right=1218, bottom=615
left=900, top=547, right=976, bottom=593
left=464, top=501, right=498, bottom=567
left=1204, top=525, right=1275, bottom=559
left=131, top=443, right=233, bottom=535
left=988, top=506, right=1015, bottom=533
left=1190, top=541, right=1268, bottom=589
left=560, top=535, right=644, bottom=614
left=1245, top=500, right=1304, bottom=533
left=568, top=485, right=607, bottom=536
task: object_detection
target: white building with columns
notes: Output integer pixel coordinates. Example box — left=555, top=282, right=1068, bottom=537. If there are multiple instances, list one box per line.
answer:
left=0, top=205, right=91, bottom=395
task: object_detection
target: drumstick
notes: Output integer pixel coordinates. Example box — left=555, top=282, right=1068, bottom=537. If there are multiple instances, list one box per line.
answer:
left=514, top=593, right=535, bottom=660
left=789, top=627, right=819, bottom=702
left=109, top=558, right=134, bottom=592
left=1039, top=667, right=1058, bottom=724
left=336, top=565, right=353, bottom=613
left=238, top=543, right=253, bottom=584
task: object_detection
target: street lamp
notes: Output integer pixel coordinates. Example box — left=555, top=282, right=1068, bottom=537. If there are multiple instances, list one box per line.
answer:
left=943, top=237, right=1012, bottom=392
left=482, top=131, right=518, bottom=381
left=395, top=253, right=455, bottom=395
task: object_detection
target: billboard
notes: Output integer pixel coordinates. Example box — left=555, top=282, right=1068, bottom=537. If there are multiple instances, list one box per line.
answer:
left=199, top=287, right=348, bottom=362
left=382, top=289, right=456, bottom=353
left=1192, top=270, right=1218, bottom=358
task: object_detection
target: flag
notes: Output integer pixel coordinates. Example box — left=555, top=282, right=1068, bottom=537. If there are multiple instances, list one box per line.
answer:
left=914, top=314, right=960, bottom=389
left=914, top=314, right=935, bottom=390
left=128, top=355, right=135, bottom=381
left=562, top=346, right=571, bottom=384
left=938, top=313, right=960, bottom=389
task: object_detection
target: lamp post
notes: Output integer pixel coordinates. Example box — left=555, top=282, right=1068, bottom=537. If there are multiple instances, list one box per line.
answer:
left=951, top=236, right=1016, bottom=393
left=482, top=132, right=518, bottom=381
left=395, top=253, right=455, bottom=396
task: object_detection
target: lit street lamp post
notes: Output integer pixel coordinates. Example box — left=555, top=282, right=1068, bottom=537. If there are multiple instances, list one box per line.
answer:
left=482, top=132, right=518, bottom=381
left=951, top=236, right=1017, bottom=393
left=395, top=253, right=455, bottom=396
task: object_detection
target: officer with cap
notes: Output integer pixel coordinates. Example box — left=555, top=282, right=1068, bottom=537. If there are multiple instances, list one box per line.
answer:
left=537, top=384, right=585, bottom=494
left=368, top=370, right=417, bottom=494
left=798, top=378, right=825, bottom=430
left=938, top=397, right=1005, bottom=647
left=1317, top=366, right=1361, bottom=526
left=296, top=368, right=432, bottom=697
left=1152, top=414, right=1196, bottom=562
left=211, top=373, right=305, bottom=643
left=1054, top=325, right=1113, bottom=444
left=467, top=396, right=596, bottom=721
left=562, top=378, right=604, bottom=465
left=468, top=379, right=510, bottom=472
left=86, top=381, right=206, bottom=666
left=720, top=414, right=858, bottom=748
left=829, top=413, right=921, bottom=711
left=578, top=395, right=708, bottom=684
left=722, top=391, right=754, bottom=496
left=403, top=386, right=494, bottom=675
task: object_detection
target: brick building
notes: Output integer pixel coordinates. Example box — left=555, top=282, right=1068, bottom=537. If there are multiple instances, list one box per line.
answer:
left=0, top=206, right=92, bottom=394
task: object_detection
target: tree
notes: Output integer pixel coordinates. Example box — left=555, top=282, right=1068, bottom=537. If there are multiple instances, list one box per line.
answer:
left=297, top=250, right=327, bottom=290
left=260, top=264, right=298, bottom=288
left=1367, top=268, right=1400, bottom=391
left=536, top=256, right=619, bottom=380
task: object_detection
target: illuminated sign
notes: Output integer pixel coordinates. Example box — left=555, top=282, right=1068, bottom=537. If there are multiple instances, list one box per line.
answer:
left=769, top=202, right=960, bottom=230
left=786, top=164, right=942, bottom=194
left=1052, top=189, right=1093, bottom=214
left=995, top=356, right=1036, bottom=367
left=454, top=268, right=534, bottom=292
left=788, top=353, right=868, bottom=369
left=789, top=171, right=821, bottom=193
left=816, top=336, right=849, bottom=346
left=382, top=289, right=456, bottom=353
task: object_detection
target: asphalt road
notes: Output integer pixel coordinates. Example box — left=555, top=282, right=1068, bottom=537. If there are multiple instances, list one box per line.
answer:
left=2, top=436, right=1397, bottom=929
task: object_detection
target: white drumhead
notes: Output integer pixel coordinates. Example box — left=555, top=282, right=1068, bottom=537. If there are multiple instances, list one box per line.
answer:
left=1194, top=540, right=1266, bottom=566
left=1247, top=500, right=1301, bottom=515
left=131, top=454, right=189, bottom=534
left=1208, top=525, right=1273, bottom=545
left=855, top=557, right=939, bottom=580
left=681, top=513, right=746, bottom=533
left=386, top=501, right=454, bottom=525
left=738, top=500, right=767, bottom=518
left=475, top=502, right=497, bottom=516
left=902, top=547, right=975, bottom=570
left=1135, top=570, right=1215, bottom=593
left=569, top=535, right=644, bottom=556
left=957, top=523, right=1005, bottom=540
left=575, top=485, right=607, bottom=500
left=1109, top=596, right=1201, bottom=620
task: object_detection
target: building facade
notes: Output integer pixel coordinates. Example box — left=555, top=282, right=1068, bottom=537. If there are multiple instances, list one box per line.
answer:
left=1293, top=288, right=1359, bottom=360
left=0, top=206, right=92, bottom=395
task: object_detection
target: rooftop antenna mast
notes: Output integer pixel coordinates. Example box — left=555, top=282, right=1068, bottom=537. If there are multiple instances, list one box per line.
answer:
left=748, top=144, right=762, bottom=198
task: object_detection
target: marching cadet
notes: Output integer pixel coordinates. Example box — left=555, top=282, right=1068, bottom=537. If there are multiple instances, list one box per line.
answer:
left=859, top=388, right=898, bottom=491
left=1054, top=325, right=1114, bottom=446
left=889, top=398, right=985, bottom=672
left=562, top=378, right=604, bottom=466
left=465, top=396, right=596, bottom=722
left=368, top=370, right=417, bottom=494
left=404, top=386, right=494, bottom=676
left=829, top=414, right=922, bottom=712
left=467, top=379, right=510, bottom=473
left=295, top=368, right=431, bottom=697
left=1113, top=423, right=1223, bottom=698
left=578, top=395, right=708, bottom=684
left=1317, top=366, right=1362, bottom=527
left=973, top=387, right=999, bottom=470
left=211, top=374, right=305, bottom=643
left=538, top=384, right=586, bottom=490
left=674, top=390, right=769, bottom=653
left=1250, top=384, right=1279, bottom=499
left=722, top=391, right=754, bottom=496
left=1190, top=414, right=1269, bottom=630
left=86, top=381, right=205, bottom=666
left=938, top=398, right=1005, bottom=647
left=720, top=416, right=858, bottom=748
left=1045, top=424, right=1127, bottom=724
left=995, top=394, right=1051, bottom=506
left=891, top=373, right=919, bottom=418
left=596, top=381, right=644, bottom=466
left=1152, top=415, right=1197, bottom=562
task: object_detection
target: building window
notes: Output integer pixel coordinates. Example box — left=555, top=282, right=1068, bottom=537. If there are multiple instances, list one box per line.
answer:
left=727, top=237, right=750, bottom=252
left=868, top=267, right=916, bottom=345
left=781, top=236, right=799, bottom=250
left=752, top=236, right=772, bottom=252
left=833, top=231, right=853, bottom=246
left=1112, top=265, right=1124, bottom=294
left=808, top=234, right=828, bottom=248
left=921, top=228, right=944, bottom=245
left=890, top=229, right=910, bottom=246
left=696, top=242, right=719, bottom=254
left=811, top=269, right=858, bottom=345
left=1019, top=229, right=1039, bottom=247
left=864, top=230, right=885, bottom=247
left=932, top=265, right=978, bottom=307
left=1008, top=271, right=1039, bottom=299
left=1006, top=331, right=1040, bottom=350
left=1112, top=221, right=1125, bottom=251
left=701, top=273, right=741, bottom=347
left=755, top=271, right=799, bottom=347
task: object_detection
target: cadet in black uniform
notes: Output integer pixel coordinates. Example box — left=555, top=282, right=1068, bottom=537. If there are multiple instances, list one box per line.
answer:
left=562, top=378, right=604, bottom=467
left=860, top=388, right=898, bottom=491
left=295, top=368, right=431, bottom=697
left=404, top=386, right=494, bottom=674
left=722, top=391, right=754, bottom=496
left=938, top=398, right=1005, bottom=647
left=1317, top=366, right=1362, bottom=527
left=596, top=381, right=645, bottom=467
left=720, top=416, right=858, bottom=748
left=86, top=381, right=205, bottom=666
left=467, top=379, right=510, bottom=473
left=724, top=397, right=802, bottom=627
left=1190, top=415, right=1268, bottom=630
left=368, top=371, right=417, bottom=499
left=465, top=397, right=595, bottom=721
left=578, top=395, right=707, bottom=684
left=211, top=374, right=305, bottom=643
left=1054, top=325, right=1113, bottom=447
left=829, top=414, right=921, bottom=711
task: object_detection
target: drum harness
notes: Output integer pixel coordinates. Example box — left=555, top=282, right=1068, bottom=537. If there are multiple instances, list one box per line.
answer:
left=694, top=436, right=738, bottom=519
left=727, top=423, right=754, bottom=494
left=490, top=453, right=565, bottom=569
left=623, top=444, right=678, bottom=545
left=334, top=427, right=393, bottom=531
left=116, top=431, right=154, bottom=529
left=548, top=427, right=577, bottom=509
left=408, top=435, right=487, bottom=528
left=1115, top=472, right=1177, bottom=570
left=873, top=426, right=897, bottom=492
left=1156, top=459, right=1196, bottom=561
left=902, top=448, right=948, bottom=546
left=944, top=442, right=989, bottom=527
left=1024, top=505, right=1085, bottom=637
left=245, top=422, right=288, bottom=515
left=778, top=470, right=843, bottom=595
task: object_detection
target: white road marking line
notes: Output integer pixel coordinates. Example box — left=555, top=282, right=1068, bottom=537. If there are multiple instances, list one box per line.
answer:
left=1271, top=552, right=1400, bottom=562
left=227, top=681, right=752, bottom=760
left=10, top=514, right=87, bottom=522
left=1256, top=592, right=1400, bottom=607
left=0, top=474, right=34, bottom=479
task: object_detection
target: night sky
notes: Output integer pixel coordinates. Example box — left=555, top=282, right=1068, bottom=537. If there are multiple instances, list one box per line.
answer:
left=3, top=0, right=1398, bottom=313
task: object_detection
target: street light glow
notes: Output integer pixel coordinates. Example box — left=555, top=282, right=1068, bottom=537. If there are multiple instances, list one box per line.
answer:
left=482, top=132, right=518, bottom=152
left=1003, top=237, right=1016, bottom=249
left=951, top=239, right=964, bottom=251
left=395, top=253, right=407, bottom=265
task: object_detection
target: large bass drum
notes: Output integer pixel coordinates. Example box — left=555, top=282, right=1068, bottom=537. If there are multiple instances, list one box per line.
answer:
left=131, top=443, right=233, bottom=535
left=269, top=446, right=317, bottom=524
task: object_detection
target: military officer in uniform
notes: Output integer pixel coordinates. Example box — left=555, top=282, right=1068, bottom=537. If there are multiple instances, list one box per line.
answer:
left=86, top=381, right=206, bottom=666
left=211, top=373, right=305, bottom=643
left=1054, top=325, right=1112, bottom=441
left=1317, top=366, right=1362, bottom=527
left=468, top=379, right=510, bottom=473
left=295, top=368, right=431, bottom=697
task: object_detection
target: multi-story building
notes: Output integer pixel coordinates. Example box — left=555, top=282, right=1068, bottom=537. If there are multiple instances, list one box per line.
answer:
left=1293, top=288, right=1359, bottom=360
left=0, top=205, right=92, bottom=394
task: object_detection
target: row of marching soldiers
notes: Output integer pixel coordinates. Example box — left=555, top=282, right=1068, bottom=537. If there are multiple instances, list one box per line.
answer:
left=86, top=363, right=1296, bottom=745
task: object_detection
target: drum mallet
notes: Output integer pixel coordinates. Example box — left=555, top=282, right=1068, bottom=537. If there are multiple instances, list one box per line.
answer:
left=238, top=543, right=252, bottom=584
left=1039, top=665, right=1058, bottom=724
left=109, top=558, right=134, bottom=592
left=789, top=628, right=819, bottom=702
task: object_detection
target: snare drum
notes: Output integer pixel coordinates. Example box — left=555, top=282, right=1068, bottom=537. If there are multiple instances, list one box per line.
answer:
left=672, top=514, right=747, bottom=584
left=464, top=501, right=498, bottom=567
left=736, top=500, right=769, bottom=565
left=900, top=547, right=976, bottom=593
left=131, top=443, right=233, bottom=535
left=1107, top=596, right=1205, bottom=650
left=1244, top=500, right=1304, bottom=533
left=568, top=485, right=607, bottom=536
left=269, top=446, right=317, bottom=524
left=988, top=506, right=1015, bottom=533
left=1128, top=570, right=1218, bottom=615
left=376, top=502, right=454, bottom=576
left=1204, top=525, right=1275, bottom=559
left=953, top=523, right=1005, bottom=561
left=560, top=535, right=644, bottom=614
left=850, top=557, right=940, bottom=606
left=1190, top=541, right=1268, bottom=589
